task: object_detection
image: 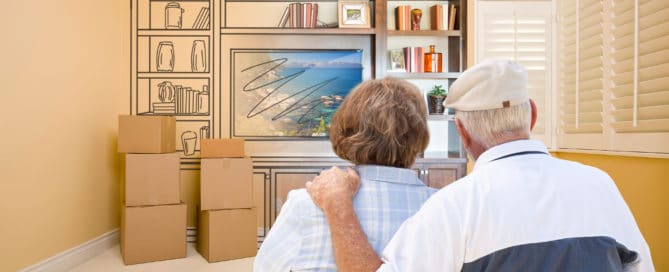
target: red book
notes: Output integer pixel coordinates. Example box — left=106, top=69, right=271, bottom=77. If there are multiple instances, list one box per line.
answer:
left=312, top=3, right=318, bottom=28
left=289, top=3, right=295, bottom=28
left=430, top=4, right=444, bottom=30
left=404, top=6, right=411, bottom=30
left=306, top=3, right=312, bottom=28
left=414, top=47, right=425, bottom=73
left=403, top=47, right=413, bottom=72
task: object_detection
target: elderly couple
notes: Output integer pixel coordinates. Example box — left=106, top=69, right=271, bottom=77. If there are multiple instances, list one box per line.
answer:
left=253, top=59, right=655, bottom=271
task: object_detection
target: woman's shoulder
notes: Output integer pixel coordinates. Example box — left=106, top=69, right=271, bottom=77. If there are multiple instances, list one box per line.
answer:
left=285, top=188, right=323, bottom=215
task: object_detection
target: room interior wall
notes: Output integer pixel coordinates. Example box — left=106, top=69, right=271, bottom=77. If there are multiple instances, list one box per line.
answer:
left=0, top=1, right=128, bottom=271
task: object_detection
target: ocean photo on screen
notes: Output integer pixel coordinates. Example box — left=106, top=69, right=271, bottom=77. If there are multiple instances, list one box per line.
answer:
left=232, top=50, right=363, bottom=137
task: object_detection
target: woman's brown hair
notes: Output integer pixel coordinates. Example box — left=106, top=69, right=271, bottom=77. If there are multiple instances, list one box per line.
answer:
left=330, top=77, right=429, bottom=168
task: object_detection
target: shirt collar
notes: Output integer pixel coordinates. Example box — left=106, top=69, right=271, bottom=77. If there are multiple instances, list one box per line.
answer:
left=355, top=165, right=425, bottom=186
left=473, top=139, right=549, bottom=171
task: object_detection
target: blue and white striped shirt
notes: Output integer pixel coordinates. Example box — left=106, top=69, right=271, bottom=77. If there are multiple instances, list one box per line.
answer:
left=254, top=165, right=436, bottom=272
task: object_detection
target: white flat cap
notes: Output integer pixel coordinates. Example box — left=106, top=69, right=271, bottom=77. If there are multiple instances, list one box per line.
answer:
left=444, top=58, right=528, bottom=111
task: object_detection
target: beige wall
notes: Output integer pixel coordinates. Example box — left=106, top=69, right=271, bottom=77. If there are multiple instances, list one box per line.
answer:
left=0, top=1, right=127, bottom=271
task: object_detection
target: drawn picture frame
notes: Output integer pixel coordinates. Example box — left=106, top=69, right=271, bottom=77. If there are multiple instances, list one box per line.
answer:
left=231, top=49, right=364, bottom=139
left=338, top=2, right=371, bottom=28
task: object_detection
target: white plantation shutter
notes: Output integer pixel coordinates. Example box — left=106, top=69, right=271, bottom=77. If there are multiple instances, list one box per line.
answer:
left=557, top=0, right=605, bottom=150
left=609, top=0, right=669, bottom=153
left=556, top=0, right=669, bottom=155
left=476, top=1, right=552, bottom=147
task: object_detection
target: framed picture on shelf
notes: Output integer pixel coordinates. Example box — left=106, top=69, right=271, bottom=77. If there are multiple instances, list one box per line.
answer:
left=231, top=49, right=364, bottom=138
left=388, top=49, right=406, bottom=72
left=338, top=2, right=371, bottom=28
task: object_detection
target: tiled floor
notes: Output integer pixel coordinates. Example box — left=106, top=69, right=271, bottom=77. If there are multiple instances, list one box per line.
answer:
left=70, top=243, right=254, bottom=272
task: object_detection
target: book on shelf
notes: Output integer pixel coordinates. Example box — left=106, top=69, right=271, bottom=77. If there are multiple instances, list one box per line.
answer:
left=186, top=88, right=194, bottom=114
left=395, top=5, right=411, bottom=31
left=430, top=4, right=449, bottom=31
left=312, top=4, right=318, bottom=29
left=160, top=85, right=208, bottom=115
left=153, top=102, right=176, bottom=114
left=448, top=4, right=457, bottom=30
left=305, top=3, right=311, bottom=28
left=278, top=7, right=290, bottom=27
left=414, top=47, right=424, bottom=73
left=192, top=7, right=210, bottom=29
left=283, top=3, right=319, bottom=28
left=402, top=47, right=425, bottom=73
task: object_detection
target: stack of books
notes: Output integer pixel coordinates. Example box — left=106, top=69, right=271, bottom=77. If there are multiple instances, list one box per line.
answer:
left=278, top=3, right=319, bottom=28
left=403, top=47, right=425, bottom=73
left=448, top=4, right=457, bottom=30
left=395, top=5, right=411, bottom=30
left=152, top=84, right=209, bottom=115
left=429, top=4, right=447, bottom=30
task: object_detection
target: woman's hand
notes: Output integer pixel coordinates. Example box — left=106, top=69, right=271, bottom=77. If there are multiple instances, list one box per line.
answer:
left=306, top=166, right=360, bottom=213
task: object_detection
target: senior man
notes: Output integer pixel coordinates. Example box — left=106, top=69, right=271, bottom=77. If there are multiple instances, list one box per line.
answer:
left=306, top=59, right=654, bottom=271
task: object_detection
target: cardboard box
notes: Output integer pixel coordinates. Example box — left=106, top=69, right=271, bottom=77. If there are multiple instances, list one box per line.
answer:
left=200, top=138, right=245, bottom=158
left=125, top=153, right=180, bottom=206
left=121, top=203, right=187, bottom=265
left=200, top=157, right=254, bottom=210
left=118, top=115, right=176, bottom=153
left=198, top=208, right=257, bottom=262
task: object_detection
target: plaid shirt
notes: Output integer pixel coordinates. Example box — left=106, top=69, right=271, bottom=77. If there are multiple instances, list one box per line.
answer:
left=254, top=165, right=436, bottom=272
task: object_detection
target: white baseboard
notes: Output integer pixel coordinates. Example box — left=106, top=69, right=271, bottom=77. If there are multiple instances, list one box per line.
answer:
left=20, top=229, right=119, bottom=272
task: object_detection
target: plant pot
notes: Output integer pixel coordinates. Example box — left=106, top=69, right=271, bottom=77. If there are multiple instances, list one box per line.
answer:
left=428, top=95, right=446, bottom=114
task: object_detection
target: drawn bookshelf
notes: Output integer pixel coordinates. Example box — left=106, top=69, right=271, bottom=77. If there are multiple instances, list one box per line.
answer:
left=131, top=0, right=215, bottom=160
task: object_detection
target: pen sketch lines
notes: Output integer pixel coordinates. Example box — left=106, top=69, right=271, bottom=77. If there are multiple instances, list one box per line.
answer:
left=240, top=58, right=338, bottom=124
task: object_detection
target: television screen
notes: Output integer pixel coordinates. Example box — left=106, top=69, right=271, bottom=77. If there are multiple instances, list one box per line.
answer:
left=231, top=49, right=364, bottom=138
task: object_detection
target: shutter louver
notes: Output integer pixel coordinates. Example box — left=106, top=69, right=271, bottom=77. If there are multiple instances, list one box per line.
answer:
left=476, top=2, right=552, bottom=146
left=610, top=0, right=669, bottom=133
left=560, top=0, right=604, bottom=134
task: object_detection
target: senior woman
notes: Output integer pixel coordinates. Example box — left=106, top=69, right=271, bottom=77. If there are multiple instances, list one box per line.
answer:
left=253, top=77, right=436, bottom=271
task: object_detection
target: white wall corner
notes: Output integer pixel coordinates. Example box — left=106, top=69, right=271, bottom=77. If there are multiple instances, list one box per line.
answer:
left=19, top=229, right=119, bottom=272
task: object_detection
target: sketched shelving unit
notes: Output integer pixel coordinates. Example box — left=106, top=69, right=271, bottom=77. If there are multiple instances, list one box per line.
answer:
left=131, top=0, right=216, bottom=161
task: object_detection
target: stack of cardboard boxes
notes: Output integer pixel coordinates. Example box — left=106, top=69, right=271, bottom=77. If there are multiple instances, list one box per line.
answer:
left=118, top=115, right=187, bottom=265
left=197, top=138, right=257, bottom=262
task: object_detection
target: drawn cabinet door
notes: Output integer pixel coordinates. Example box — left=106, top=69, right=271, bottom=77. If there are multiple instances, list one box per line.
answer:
left=253, top=169, right=270, bottom=241
left=271, top=168, right=320, bottom=226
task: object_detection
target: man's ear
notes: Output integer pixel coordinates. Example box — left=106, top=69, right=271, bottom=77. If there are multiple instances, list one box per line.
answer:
left=455, top=117, right=471, bottom=148
left=529, top=99, right=537, bottom=131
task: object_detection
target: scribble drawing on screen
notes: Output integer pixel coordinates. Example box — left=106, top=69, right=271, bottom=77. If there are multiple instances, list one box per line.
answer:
left=232, top=50, right=363, bottom=138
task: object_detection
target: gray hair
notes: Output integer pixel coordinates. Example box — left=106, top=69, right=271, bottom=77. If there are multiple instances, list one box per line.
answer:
left=455, top=101, right=531, bottom=149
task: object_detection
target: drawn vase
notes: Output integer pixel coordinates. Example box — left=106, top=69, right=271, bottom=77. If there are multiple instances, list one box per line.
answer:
left=157, top=42, right=175, bottom=72
left=181, top=131, right=197, bottom=156
left=158, top=81, right=176, bottom=102
left=165, top=2, right=184, bottom=29
left=191, top=40, right=207, bottom=72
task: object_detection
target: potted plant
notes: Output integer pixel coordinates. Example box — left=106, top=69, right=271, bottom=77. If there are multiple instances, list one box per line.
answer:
left=427, top=85, right=447, bottom=114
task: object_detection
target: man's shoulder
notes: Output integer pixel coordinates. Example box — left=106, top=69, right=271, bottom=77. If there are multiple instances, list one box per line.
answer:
left=550, top=156, right=613, bottom=181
